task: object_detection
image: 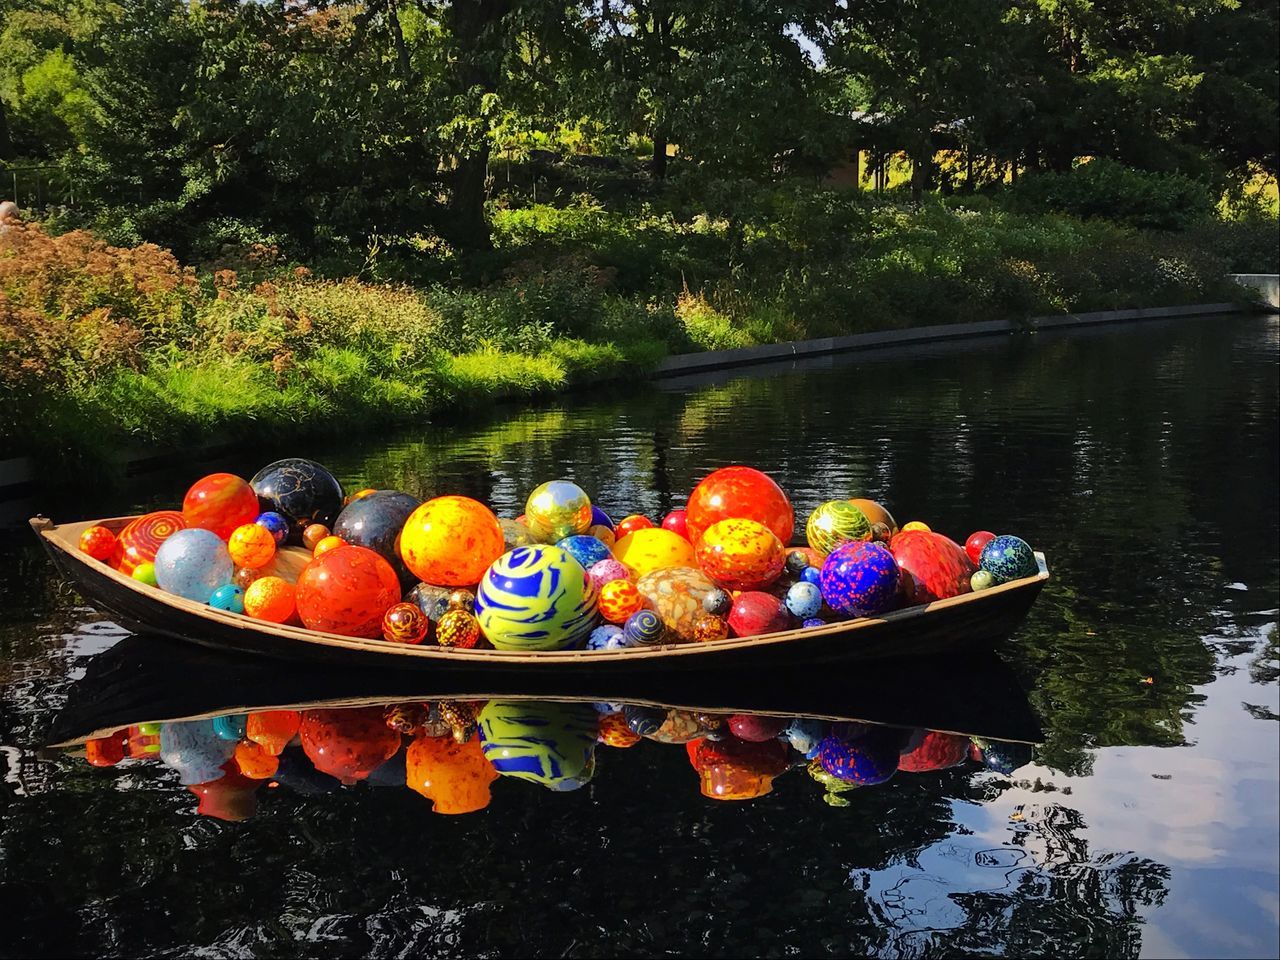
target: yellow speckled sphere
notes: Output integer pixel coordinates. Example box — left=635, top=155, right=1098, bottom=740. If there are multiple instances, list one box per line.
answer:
left=902, top=520, right=931, bottom=533
left=694, top=518, right=786, bottom=591
left=525, top=480, right=593, bottom=543
left=400, top=496, right=504, bottom=587
left=806, top=500, right=871, bottom=558
left=612, top=527, right=697, bottom=578
left=228, top=522, right=277, bottom=569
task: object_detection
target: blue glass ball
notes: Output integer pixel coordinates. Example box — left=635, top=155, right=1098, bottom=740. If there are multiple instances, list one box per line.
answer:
left=558, top=534, right=614, bottom=570
left=802, top=617, right=825, bottom=628
left=623, top=704, right=665, bottom=736
left=590, top=505, right=615, bottom=531
left=154, top=528, right=233, bottom=603
left=159, top=719, right=236, bottom=785
left=979, top=535, right=1038, bottom=583
left=819, top=541, right=899, bottom=618
left=212, top=714, right=246, bottom=741
left=975, top=738, right=1034, bottom=774
left=209, top=584, right=245, bottom=614
left=254, top=511, right=290, bottom=545
left=623, top=609, right=665, bottom=646
left=587, top=624, right=625, bottom=651
left=799, top=566, right=822, bottom=586
left=785, top=718, right=825, bottom=757
left=785, top=581, right=823, bottom=619
left=817, top=732, right=900, bottom=785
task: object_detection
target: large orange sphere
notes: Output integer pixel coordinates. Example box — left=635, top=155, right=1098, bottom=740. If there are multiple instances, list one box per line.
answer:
left=182, top=473, right=260, bottom=540
left=296, top=545, right=400, bottom=637
left=685, top=466, right=794, bottom=545
left=405, top=735, right=498, bottom=814
left=243, top=576, right=296, bottom=623
left=400, top=496, right=504, bottom=587
left=695, top=518, right=786, bottom=591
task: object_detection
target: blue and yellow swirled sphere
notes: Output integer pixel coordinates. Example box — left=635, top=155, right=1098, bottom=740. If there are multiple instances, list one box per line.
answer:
left=806, top=500, right=871, bottom=559
left=474, top=545, right=599, bottom=650
left=477, top=700, right=597, bottom=786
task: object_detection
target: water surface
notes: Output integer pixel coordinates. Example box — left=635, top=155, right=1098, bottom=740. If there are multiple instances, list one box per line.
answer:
left=1, top=315, right=1277, bottom=958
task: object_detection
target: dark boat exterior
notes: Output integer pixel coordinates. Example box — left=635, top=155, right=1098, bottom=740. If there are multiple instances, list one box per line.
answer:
left=32, top=515, right=1049, bottom=673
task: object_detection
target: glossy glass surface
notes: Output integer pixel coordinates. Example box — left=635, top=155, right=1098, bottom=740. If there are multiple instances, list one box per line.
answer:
left=1, top=315, right=1276, bottom=958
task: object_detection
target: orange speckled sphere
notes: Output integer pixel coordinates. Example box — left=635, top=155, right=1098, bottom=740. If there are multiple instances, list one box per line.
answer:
left=694, top=517, right=786, bottom=591
left=300, top=707, right=401, bottom=785
left=400, top=496, right=504, bottom=587
left=850, top=498, right=897, bottom=535
left=406, top=735, right=498, bottom=814
left=296, top=545, right=400, bottom=638
left=79, top=525, right=117, bottom=561
left=598, top=712, right=641, bottom=747
left=244, top=576, right=296, bottom=624
left=182, top=473, right=260, bottom=540
left=686, top=466, right=794, bottom=546
left=598, top=579, right=645, bottom=624
left=228, top=522, right=276, bottom=569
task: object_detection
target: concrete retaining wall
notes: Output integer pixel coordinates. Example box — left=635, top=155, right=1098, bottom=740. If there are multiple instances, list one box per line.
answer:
left=1230, top=274, right=1280, bottom=310
left=653, top=302, right=1244, bottom=378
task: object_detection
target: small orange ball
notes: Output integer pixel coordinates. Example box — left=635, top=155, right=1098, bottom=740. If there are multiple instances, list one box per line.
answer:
left=244, top=576, right=296, bottom=623
left=228, top=522, right=276, bottom=569
left=382, top=602, right=429, bottom=644
left=313, top=535, right=345, bottom=558
left=436, top=609, right=482, bottom=648
left=234, top=740, right=280, bottom=780
left=302, top=523, right=331, bottom=551
left=79, top=525, right=117, bottom=561
left=599, top=579, right=644, bottom=624
left=614, top=515, right=655, bottom=540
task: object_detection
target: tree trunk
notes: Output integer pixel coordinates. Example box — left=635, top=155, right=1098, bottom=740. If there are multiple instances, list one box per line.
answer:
left=910, top=142, right=931, bottom=205
left=965, top=148, right=974, bottom=192
left=443, top=0, right=510, bottom=250
left=0, top=100, right=12, bottom=162
left=651, top=123, right=669, bottom=179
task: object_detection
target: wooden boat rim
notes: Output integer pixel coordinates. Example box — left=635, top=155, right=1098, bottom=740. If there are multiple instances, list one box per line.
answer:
left=32, top=514, right=1050, bottom=664
left=48, top=689, right=1038, bottom=749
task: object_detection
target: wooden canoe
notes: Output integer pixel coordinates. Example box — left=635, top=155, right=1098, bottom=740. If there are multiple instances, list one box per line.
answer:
left=42, top=634, right=1043, bottom=748
left=31, top=515, right=1049, bottom=673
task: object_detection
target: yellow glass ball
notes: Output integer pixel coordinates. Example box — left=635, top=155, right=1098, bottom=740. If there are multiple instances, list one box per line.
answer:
left=612, top=527, right=697, bottom=578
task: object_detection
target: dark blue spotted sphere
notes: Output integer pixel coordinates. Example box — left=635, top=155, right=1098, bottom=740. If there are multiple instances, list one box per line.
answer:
left=799, top=566, right=822, bottom=586
left=254, top=512, right=290, bottom=545
left=979, top=535, right=1038, bottom=583
left=623, top=609, right=665, bottom=646
left=817, top=731, right=900, bottom=785
left=819, top=541, right=900, bottom=617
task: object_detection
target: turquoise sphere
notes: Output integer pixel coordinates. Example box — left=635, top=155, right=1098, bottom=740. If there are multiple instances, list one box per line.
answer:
left=154, top=528, right=233, bottom=603
left=209, top=584, right=245, bottom=614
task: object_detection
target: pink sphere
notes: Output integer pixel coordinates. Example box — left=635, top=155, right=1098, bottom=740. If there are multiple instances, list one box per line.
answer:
left=728, top=714, right=786, bottom=742
left=588, top=558, right=631, bottom=589
left=965, top=531, right=996, bottom=565
left=661, top=509, right=690, bottom=540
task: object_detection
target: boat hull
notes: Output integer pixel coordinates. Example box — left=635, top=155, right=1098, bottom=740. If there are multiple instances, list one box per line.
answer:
left=32, top=516, right=1048, bottom=673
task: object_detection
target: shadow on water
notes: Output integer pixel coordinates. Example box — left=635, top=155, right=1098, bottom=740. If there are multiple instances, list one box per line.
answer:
left=1, top=315, right=1277, bottom=957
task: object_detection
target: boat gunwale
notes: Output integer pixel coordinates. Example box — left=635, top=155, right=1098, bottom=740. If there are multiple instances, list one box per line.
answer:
left=32, top=514, right=1050, bottom=663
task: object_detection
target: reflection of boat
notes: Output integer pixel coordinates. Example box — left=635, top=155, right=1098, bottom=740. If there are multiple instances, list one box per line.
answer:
left=32, top=515, right=1050, bottom=672
left=42, top=633, right=1042, bottom=749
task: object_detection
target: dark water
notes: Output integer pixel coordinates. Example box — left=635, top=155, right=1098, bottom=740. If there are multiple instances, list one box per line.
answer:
left=1, top=315, right=1277, bottom=958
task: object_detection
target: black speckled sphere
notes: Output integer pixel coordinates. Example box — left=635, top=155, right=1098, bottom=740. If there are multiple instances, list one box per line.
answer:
left=333, top=490, right=422, bottom=589
left=785, top=550, right=811, bottom=576
left=702, top=588, right=733, bottom=617
left=250, top=458, right=345, bottom=544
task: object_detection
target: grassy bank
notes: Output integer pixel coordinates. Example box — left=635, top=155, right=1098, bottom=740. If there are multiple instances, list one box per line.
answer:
left=3, top=182, right=1276, bottom=470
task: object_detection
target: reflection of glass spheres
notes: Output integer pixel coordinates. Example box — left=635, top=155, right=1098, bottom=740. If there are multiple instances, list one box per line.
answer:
left=300, top=707, right=401, bottom=784
left=476, top=546, right=599, bottom=650
left=159, top=719, right=236, bottom=785
left=686, top=466, right=795, bottom=545
left=333, top=490, right=422, bottom=590
left=478, top=700, right=597, bottom=787
left=525, top=480, right=593, bottom=543
left=686, top=736, right=790, bottom=800
left=817, top=728, right=901, bottom=785
left=250, top=459, right=345, bottom=545
left=406, top=735, right=498, bottom=814
left=898, top=731, right=971, bottom=772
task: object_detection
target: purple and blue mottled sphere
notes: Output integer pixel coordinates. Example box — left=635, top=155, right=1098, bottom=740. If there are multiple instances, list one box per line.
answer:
left=254, top=511, right=290, bottom=545
left=802, top=617, right=825, bottom=628
left=819, top=541, right=900, bottom=617
left=817, top=732, right=900, bottom=785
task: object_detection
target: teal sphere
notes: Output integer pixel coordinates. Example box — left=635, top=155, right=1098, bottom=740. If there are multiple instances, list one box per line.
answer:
left=209, top=584, right=245, bottom=613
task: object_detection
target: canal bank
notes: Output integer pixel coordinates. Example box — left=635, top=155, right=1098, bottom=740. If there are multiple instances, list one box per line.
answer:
left=1, top=296, right=1274, bottom=498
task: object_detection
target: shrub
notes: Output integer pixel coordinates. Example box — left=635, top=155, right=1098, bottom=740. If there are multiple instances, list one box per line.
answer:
left=1007, top=159, right=1215, bottom=230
